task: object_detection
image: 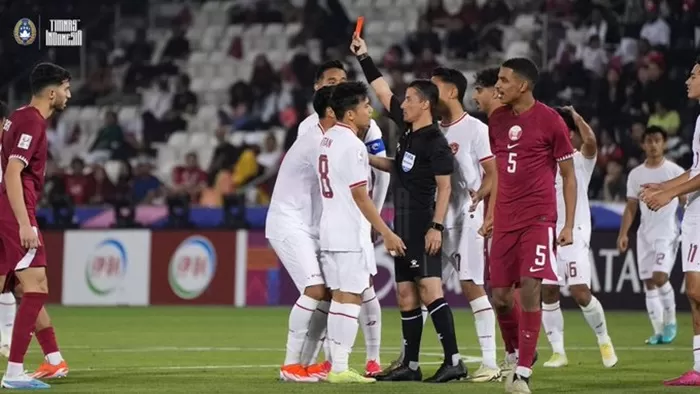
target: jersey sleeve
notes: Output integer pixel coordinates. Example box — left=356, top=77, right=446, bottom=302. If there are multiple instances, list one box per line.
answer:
left=550, top=111, right=575, bottom=162
left=364, top=120, right=386, bottom=155
left=474, top=124, right=494, bottom=163
left=429, top=133, right=454, bottom=176
left=347, top=143, right=369, bottom=189
left=626, top=169, right=639, bottom=200
left=7, top=118, right=43, bottom=167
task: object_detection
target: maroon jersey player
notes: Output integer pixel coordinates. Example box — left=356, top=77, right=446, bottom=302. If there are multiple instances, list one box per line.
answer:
left=0, top=63, right=72, bottom=389
left=487, top=58, right=577, bottom=393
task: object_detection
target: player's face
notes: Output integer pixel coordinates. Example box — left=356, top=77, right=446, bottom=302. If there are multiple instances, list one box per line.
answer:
left=50, top=80, right=72, bottom=111
left=472, top=86, right=494, bottom=112
left=495, top=67, right=524, bottom=105
left=430, top=76, right=454, bottom=115
left=401, top=87, right=428, bottom=123
left=686, top=64, right=700, bottom=100
left=349, top=97, right=372, bottom=132
left=642, top=133, right=665, bottom=158
left=314, top=69, right=348, bottom=90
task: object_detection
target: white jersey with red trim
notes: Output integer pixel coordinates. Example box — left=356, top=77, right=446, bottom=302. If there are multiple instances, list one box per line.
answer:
left=439, top=112, right=493, bottom=227
left=317, top=123, right=372, bottom=252
left=555, top=151, right=596, bottom=234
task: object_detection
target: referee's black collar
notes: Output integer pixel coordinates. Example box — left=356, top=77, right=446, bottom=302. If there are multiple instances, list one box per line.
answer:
left=411, top=122, right=438, bottom=135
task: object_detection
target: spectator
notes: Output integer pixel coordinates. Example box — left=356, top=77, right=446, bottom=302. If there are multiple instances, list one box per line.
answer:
left=88, top=111, right=126, bottom=163
left=209, top=126, right=242, bottom=178
left=597, top=63, right=626, bottom=130
left=407, top=18, right=442, bottom=57
left=256, top=133, right=281, bottom=172
left=597, top=130, right=625, bottom=169
left=414, top=48, right=440, bottom=79
left=127, top=28, right=154, bottom=65
left=41, top=158, right=66, bottom=206
left=78, top=53, right=114, bottom=105
left=161, top=24, right=191, bottom=61
left=90, top=164, right=116, bottom=205
left=585, top=7, right=610, bottom=44
left=46, top=113, right=68, bottom=159
left=640, top=6, right=671, bottom=47
left=132, top=160, right=163, bottom=204
left=172, top=152, right=208, bottom=201
left=64, top=158, right=95, bottom=205
left=171, top=74, right=198, bottom=117
left=200, top=169, right=234, bottom=207
left=423, top=0, right=452, bottom=27
left=648, top=98, right=681, bottom=135
left=220, top=82, right=254, bottom=129
left=581, top=35, right=609, bottom=78
left=231, top=145, right=261, bottom=189
left=603, top=160, right=627, bottom=201
left=382, top=45, right=407, bottom=71
left=113, top=161, right=134, bottom=202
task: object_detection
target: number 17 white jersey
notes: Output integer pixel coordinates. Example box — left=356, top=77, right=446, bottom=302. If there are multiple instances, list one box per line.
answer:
left=318, top=123, right=372, bottom=252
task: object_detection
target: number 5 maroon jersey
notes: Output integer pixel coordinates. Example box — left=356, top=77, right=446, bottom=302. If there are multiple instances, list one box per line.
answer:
left=0, top=106, right=49, bottom=225
left=488, top=102, right=574, bottom=232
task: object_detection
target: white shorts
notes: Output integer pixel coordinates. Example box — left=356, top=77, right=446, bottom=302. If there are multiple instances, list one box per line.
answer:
left=442, top=210, right=485, bottom=285
left=268, top=233, right=325, bottom=292
left=543, top=227, right=591, bottom=287
left=682, top=218, right=700, bottom=273
left=321, top=248, right=372, bottom=294
left=637, top=234, right=678, bottom=280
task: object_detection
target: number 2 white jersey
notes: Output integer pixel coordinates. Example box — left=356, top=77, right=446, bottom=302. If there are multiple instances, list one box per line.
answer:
left=265, top=124, right=324, bottom=240
left=439, top=113, right=493, bottom=227
left=318, top=123, right=372, bottom=252
left=555, top=151, right=596, bottom=234
left=687, top=115, right=700, bottom=216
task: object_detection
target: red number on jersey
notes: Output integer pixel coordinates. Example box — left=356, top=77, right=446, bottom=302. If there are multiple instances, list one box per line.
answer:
left=318, top=154, right=334, bottom=198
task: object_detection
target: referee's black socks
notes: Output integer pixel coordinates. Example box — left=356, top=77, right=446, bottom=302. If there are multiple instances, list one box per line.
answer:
left=427, top=298, right=461, bottom=366
left=400, top=308, right=423, bottom=370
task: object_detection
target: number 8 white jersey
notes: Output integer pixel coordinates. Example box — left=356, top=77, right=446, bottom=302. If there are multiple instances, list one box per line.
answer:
left=318, top=123, right=372, bottom=252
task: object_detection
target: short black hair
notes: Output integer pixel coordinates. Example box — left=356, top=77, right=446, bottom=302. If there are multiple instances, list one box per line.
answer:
left=643, top=125, right=667, bottom=141
left=474, top=67, right=499, bottom=88
left=0, top=101, right=8, bottom=120
left=407, top=79, right=439, bottom=116
left=315, top=60, right=345, bottom=82
left=555, top=107, right=578, bottom=134
left=30, top=63, right=71, bottom=95
left=312, top=85, right=335, bottom=117
left=431, top=67, right=467, bottom=103
left=501, top=57, right=539, bottom=88
left=328, top=81, right=368, bottom=121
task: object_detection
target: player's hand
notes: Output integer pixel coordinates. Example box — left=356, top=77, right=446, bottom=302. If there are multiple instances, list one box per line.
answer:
left=19, top=224, right=39, bottom=249
left=563, top=106, right=582, bottom=122
left=468, top=190, right=482, bottom=212
left=479, top=216, right=493, bottom=238
left=617, top=235, right=629, bottom=252
left=383, top=231, right=406, bottom=257
left=350, top=34, right=368, bottom=56
left=645, top=190, right=672, bottom=211
left=557, top=227, right=573, bottom=246
left=425, top=228, right=442, bottom=255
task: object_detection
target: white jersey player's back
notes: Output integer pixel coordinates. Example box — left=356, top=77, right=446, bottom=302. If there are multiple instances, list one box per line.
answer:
left=555, top=151, right=595, bottom=233
left=318, top=123, right=371, bottom=252
left=439, top=113, right=493, bottom=226
left=687, top=115, right=700, bottom=215
left=266, top=123, right=324, bottom=239
left=627, top=159, right=684, bottom=239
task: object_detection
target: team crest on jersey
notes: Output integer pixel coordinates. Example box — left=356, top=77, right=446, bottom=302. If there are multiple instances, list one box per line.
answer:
left=449, top=142, right=460, bottom=155
left=508, top=125, right=522, bottom=141
left=401, top=152, right=416, bottom=172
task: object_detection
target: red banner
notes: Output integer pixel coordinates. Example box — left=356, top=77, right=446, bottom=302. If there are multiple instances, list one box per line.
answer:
left=150, top=231, right=237, bottom=305
left=43, top=230, right=64, bottom=304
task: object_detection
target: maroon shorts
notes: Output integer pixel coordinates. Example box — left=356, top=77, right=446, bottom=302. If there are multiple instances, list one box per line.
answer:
left=488, top=223, right=557, bottom=288
left=0, top=221, right=46, bottom=287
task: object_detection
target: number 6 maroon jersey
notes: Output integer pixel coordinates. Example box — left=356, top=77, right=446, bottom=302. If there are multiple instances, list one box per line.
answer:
left=0, top=106, right=48, bottom=226
left=488, top=103, right=574, bottom=232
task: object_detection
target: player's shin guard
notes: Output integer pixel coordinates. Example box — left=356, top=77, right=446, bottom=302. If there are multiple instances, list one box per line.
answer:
left=427, top=298, right=461, bottom=366
left=327, top=302, right=361, bottom=373
left=470, top=296, right=497, bottom=369
left=360, top=287, right=381, bottom=363
left=300, top=300, right=329, bottom=365
left=6, top=293, right=46, bottom=378
left=516, top=310, right=541, bottom=378
left=658, top=282, right=677, bottom=326
left=0, top=293, right=16, bottom=347
left=542, top=301, right=565, bottom=354
left=645, top=288, right=664, bottom=336
left=284, top=295, right=320, bottom=365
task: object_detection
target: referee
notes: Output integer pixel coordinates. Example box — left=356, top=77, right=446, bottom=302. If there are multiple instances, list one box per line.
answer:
left=351, top=35, right=467, bottom=383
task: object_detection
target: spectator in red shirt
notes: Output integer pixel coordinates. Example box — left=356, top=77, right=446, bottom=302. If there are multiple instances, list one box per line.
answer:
left=172, top=152, right=208, bottom=201
left=64, top=158, right=95, bottom=205
left=90, top=164, right=116, bottom=205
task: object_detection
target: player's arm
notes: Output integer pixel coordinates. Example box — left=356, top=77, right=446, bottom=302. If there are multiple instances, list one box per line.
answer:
left=654, top=170, right=690, bottom=191
left=552, top=111, right=577, bottom=241
left=431, top=137, right=454, bottom=225
left=617, top=198, right=638, bottom=251
left=4, top=159, right=31, bottom=228
left=369, top=155, right=393, bottom=172
left=571, top=108, right=597, bottom=158
left=475, top=158, right=496, bottom=201
left=472, top=126, right=496, bottom=206
left=368, top=152, right=390, bottom=211
left=558, top=159, right=577, bottom=230
left=351, top=184, right=393, bottom=238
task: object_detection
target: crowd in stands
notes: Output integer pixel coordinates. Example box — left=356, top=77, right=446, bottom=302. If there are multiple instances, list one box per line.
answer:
left=1, top=0, right=699, bottom=210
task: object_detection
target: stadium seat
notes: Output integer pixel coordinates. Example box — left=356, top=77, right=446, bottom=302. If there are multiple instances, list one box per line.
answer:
left=285, top=23, right=302, bottom=37
left=189, top=131, right=216, bottom=148
left=229, top=132, right=244, bottom=146
left=168, top=131, right=189, bottom=149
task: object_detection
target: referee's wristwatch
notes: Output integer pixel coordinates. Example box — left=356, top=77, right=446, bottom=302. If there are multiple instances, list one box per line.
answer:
left=429, top=222, right=445, bottom=232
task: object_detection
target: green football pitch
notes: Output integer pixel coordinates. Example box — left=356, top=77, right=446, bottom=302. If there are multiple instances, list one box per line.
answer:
left=18, top=306, right=694, bottom=392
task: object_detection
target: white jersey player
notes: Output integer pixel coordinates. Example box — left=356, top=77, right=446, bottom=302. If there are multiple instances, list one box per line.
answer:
left=643, top=62, right=700, bottom=386
left=540, top=107, right=617, bottom=369
left=432, top=66, right=499, bottom=382
left=0, top=106, right=15, bottom=357
left=620, top=126, right=684, bottom=346
left=267, top=87, right=335, bottom=383
left=295, top=61, right=390, bottom=378
left=317, top=82, right=404, bottom=384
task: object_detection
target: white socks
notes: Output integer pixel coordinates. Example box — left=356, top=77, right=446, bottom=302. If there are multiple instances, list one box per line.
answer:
left=645, top=288, right=664, bottom=335
left=421, top=305, right=429, bottom=324
left=299, top=300, right=330, bottom=366
left=328, top=301, right=361, bottom=373
left=359, top=287, right=381, bottom=363
left=580, top=296, right=611, bottom=344
left=284, top=295, right=320, bottom=365
left=658, top=282, right=677, bottom=326
left=542, top=301, right=565, bottom=355
left=5, top=362, right=23, bottom=378
left=694, top=335, right=700, bottom=372
left=470, top=295, right=497, bottom=369
left=0, top=293, right=15, bottom=347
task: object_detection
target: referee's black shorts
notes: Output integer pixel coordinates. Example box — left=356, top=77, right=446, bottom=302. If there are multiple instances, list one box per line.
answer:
left=393, top=210, right=442, bottom=283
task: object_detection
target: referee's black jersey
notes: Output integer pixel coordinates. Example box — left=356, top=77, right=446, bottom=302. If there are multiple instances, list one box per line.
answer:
left=386, top=95, right=454, bottom=214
